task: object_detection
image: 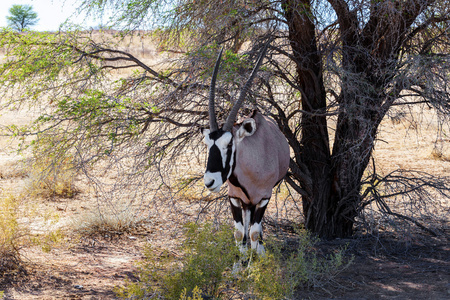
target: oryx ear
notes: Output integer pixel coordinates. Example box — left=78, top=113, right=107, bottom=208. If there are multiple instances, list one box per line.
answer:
left=237, top=118, right=256, bottom=140
left=201, top=128, right=210, bottom=136
left=202, top=128, right=214, bottom=146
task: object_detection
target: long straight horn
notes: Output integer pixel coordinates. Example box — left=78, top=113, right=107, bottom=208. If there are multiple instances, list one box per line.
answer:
left=208, top=47, right=224, bottom=132
left=222, top=43, right=269, bottom=132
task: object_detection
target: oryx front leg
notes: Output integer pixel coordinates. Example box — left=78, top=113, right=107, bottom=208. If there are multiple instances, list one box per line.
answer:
left=250, top=199, right=269, bottom=255
left=229, top=197, right=249, bottom=253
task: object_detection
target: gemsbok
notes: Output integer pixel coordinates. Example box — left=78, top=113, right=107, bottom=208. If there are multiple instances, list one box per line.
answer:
left=202, top=46, right=290, bottom=254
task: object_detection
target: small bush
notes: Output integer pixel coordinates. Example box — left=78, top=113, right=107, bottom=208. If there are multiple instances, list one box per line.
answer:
left=32, top=229, right=65, bottom=253
left=116, top=222, right=238, bottom=299
left=1, top=191, right=66, bottom=277
left=165, top=222, right=239, bottom=298
left=0, top=193, right=24, bottom=275
left=117, top=222, right=352, bottom=300
left=249, top=231, right=352, bottom=298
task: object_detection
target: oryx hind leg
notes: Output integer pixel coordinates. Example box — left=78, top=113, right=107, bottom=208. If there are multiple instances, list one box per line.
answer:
left=250, top=199, right=269, bottom=255
left=229, top=197, right=249, bottom=253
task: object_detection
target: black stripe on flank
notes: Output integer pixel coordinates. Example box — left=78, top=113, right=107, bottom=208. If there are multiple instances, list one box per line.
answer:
left=228, top=173, right=250, bottom=201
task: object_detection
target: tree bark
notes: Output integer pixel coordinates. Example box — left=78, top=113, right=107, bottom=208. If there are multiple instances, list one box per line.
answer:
left=282, top=0, right=337, bottom=237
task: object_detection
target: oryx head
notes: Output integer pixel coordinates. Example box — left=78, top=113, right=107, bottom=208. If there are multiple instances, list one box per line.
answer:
left=202, top=46, right=268, bottom=192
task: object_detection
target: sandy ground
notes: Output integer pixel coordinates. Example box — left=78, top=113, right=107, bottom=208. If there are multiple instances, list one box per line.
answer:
left=1, top=215, right=448, bottom=299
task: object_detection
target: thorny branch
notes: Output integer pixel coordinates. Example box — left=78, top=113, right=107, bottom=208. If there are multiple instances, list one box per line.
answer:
left=361, top=169, right=450, bottom=236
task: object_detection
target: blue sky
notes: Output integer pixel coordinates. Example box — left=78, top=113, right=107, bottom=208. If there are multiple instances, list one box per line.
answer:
left=0, top=0, right=103, bottom=31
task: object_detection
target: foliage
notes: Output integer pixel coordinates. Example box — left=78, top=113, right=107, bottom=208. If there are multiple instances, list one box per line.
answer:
left=179, top=286, right=203, bottom=300
left=116, top=222, right=352, bottom=299
left=245, top=231, right=351, bottom=299
left=116, top=222, right=239, bottom=299
left=6, top=5, right=38, bottom=32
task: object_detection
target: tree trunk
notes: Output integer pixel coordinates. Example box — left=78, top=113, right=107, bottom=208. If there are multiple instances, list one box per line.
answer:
left=282, top=0, right=334, bottom=237
left=282, top=0, right=382, bottom=238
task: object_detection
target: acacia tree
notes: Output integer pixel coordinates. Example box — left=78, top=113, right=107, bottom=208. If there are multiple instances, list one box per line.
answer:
left=1, top=0, right=449, bottom=238
left=6, top=5, right=38, bottom=32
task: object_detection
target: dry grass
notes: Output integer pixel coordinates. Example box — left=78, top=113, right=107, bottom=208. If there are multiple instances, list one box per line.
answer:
left=24, top=156, right=78, bottom=199
left=375, top=105, right=450, bottom=173
left=71, top=206, right=147, bottom=236
left=0, top=160, right=27, bottom=180
left=430, top=145, right=450, bottom=162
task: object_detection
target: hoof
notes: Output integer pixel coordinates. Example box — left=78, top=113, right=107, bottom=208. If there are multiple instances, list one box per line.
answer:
left=232, top=262, right=241, bottom=274
left=256, top=243, right=265, bottom=256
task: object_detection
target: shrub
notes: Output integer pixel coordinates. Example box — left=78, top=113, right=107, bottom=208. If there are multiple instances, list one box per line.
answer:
left=1, top=191, right=66, bottom=277
left=164, top=222, right=239, bottom=298
left=117, top=222, right=352, bottom=299
left=0, top=193, right=24, bottom=276
left=249, top=231, right=352, bottom=298
left=116, top=222, right=239, bottom=299
left=32, top=229, right=65, bottom=253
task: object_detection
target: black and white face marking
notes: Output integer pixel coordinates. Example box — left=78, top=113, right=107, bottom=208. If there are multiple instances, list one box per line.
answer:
left=202, top=129, right=235, bottom=192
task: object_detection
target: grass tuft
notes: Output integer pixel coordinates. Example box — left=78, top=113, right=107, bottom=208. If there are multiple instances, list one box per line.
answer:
left=25, top=154, right=78, bottom=199
left=72, top=207, right=146, bottom=237
left=430, top=147, right=450, bottom=162
left=24, top=134, right=78, bottom=199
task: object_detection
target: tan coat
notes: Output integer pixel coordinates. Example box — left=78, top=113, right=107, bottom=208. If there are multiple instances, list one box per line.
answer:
left=228, top=111, right=290, bottom=205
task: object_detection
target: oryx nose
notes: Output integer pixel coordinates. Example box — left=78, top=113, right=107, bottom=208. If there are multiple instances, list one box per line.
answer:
left=204, top=172, right=222, bottom=192
left=205, top=179, right=215, bottom=188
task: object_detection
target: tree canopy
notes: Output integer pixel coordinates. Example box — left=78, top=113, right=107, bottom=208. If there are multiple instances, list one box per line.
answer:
left=6, top=4, right=38, bottom=32
left=0, top=0, right=449, bottom=238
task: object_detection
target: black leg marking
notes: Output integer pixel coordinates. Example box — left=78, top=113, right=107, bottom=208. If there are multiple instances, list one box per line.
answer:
left=229, top=197, right=247, bottom=249
left=251, top=199, right=269, bottom=227
left=249, top=199, right=270, bottom=253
